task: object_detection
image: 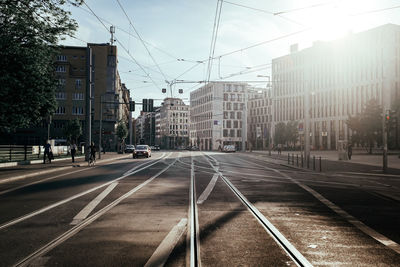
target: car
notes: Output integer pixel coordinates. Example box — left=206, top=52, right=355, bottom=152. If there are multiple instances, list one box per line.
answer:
left=124, top=145, right=135, bottom=153
left=223, top=145, right=236, bottom=153
left=190, top=146, right=199, bottom=151
left=153, top=145, right=160, bottom=151
left=133, top=145, right=151, bottom=158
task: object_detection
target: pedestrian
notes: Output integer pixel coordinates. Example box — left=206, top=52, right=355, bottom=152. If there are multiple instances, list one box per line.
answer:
left=348, top=143, right=352, bottom=160
left=43, top=140, right=52, bottom=164
left=70, top=141, right=77, bottom=163
left=278, top=144, right=282, bottom=155
left=89, top=142, right=96, bottom=164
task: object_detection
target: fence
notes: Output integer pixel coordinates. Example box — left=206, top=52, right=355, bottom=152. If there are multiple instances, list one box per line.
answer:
left=0, top=145, right=73, bottom=163
left=287, top=153, right=323, bottom=172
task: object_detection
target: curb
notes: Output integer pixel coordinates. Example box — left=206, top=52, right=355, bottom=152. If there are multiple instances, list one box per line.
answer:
left=0, top=156, right=85, bottom=168
left=0, top=154, right=131, bottom=185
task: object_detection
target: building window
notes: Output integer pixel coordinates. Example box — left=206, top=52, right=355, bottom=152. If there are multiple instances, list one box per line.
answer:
left=72, top=106, right=84, bottom=115
left=57, top=55, right=67, bottom=61
left=237, top=129, right=242, bottom=137
left=56, top=65, right=66, bottom=72
left=75, top=79, right=82, bottom=89
left=230, top=129, right=235, bottom=137
left=223, top=129, right=228, bottom=137
left=55, top=92, right=66, bottom=100
left=72, top=93, right=84, bottom=100
left=55, top=106, right=65, bottom=114
left=226, top=120, right=231, bottom=128
left=58, top=79, right=66, bottom=85
left=230, top=112, right=235, bottom=119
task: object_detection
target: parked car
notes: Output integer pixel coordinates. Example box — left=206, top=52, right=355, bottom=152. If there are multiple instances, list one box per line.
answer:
left=223, top=145, right=236, bottom=152
left=190, top=146, right=199, bottom=151
left=153, top=145, right=160, bottom=151
left=133, top=145, right=151, bottom=158
left=124, top=144, right=135, bottom=153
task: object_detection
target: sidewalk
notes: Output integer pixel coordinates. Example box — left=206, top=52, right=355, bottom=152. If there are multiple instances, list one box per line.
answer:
left=0, top=152, right=132, bottom=184
left=249, top=150, right=400, bottom=175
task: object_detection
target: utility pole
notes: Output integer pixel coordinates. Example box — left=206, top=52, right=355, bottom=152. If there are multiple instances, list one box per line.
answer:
left=242, top=86, right=248, bottom=152
left=110, top=26, right=115, bottom=45
left=85, top=45, right=92, bottom=161
left=99, top=95, right=103, bottom=159
left=304, top=87, right=311, bottom=167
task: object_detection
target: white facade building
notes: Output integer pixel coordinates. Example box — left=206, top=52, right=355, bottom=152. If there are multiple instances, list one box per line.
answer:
left=190, top=82, right=248, bottom=150
left=272, top=24, right=400, bottom=150
left=158, top=98, right=189, bottom=149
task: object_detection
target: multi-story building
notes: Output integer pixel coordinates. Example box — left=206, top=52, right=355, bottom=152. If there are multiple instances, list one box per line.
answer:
left=158, top=98, right=189, bottom=149
left=272, top=24, right=400, bottom=150
left=190, top=82, right=248, bottom=151
left=247, top=88, right=273, bottom=150
left=135, top=111, right=156, bottom=145
left=6, top=43, right=129, bottom=149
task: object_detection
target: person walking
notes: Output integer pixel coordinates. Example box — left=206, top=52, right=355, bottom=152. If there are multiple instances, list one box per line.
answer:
left=43, top=141, right=52, bottom=164
left=70, top=141, right=77, bottom=163
left=88, top=142, right=96, bottom=165
left=347, top=143, right=352, bottom=160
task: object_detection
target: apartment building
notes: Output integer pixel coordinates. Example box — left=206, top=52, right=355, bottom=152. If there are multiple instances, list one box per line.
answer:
left=5, top=43, right=129, bottom=149
left=272, top=24, right=400, bottom=150
left=247, top=88, right=273, bottom=150
left=190, top=82, right=247, bottom=151
left=158, top=98, right=189, bottom=149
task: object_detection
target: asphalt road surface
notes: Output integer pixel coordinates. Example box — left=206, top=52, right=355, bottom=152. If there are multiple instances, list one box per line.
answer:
left=1, top=151, right=400, bottom=266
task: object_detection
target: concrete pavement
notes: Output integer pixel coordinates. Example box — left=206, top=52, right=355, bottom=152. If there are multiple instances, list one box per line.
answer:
left=248, top=149, right=400, bottom=175
left=0, top=152, right=132, bottom=184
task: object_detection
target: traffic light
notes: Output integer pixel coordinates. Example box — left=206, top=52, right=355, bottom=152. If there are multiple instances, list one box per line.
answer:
left=129, top=100, right=135, bottom=112
left=148, top=99, right=154, bottom=112
left=142, top=99, right=148, bottom=112
left=162, top=88, right=167, bottom=93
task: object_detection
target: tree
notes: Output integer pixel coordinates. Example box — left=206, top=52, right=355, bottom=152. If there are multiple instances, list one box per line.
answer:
left=0, top=0, right=81, bottom=132
left=274, top=122, right=286, bottom=145
left=116, top=121, right=128, bottom=151
left=347, top=99, right=382, bottom=154
left=285, top=120, right=299, bottom=148
left=63, top=118, right=82, bottom=143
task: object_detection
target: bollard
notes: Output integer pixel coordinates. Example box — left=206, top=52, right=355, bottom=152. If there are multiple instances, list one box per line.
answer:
left=319, top=156, right=322, bottom=172
left=24, top=144, right=27, bottom=161
left=9, top=145, right=12, bottom=161
left=313, top=156, right=316, bottom=171
left=292, top=154, right=294, bottom=165
left=307, top=155, right=310, bottom=169
left=296, top=154, right=299, bottom=166
left=301, top=154, right=303, bottom=167
left=288, top=153, right=290, bottom=164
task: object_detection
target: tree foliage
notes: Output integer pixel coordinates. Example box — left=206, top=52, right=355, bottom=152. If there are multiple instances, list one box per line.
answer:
left=0, top=0, right=81, bottom=132
left=63, top=118, right=82, bottom=142
left=346, top=98, right=382, bottom=153
left=116, top=122, right=128, bottom=142
left=274, top=121, right=299, bottom=147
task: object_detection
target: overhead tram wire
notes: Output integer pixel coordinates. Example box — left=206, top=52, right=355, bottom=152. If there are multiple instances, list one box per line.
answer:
left=273, top=1, right=336, bottom=15
left=70, top=1, right=181, bottom=62
left=350, top=5, right=400, bottom=16
left=115, top=0, right=169, bottom=84
left=82, top=1, right=162, bottom=91
left=223, top=1, right=307, bottom=27
left=205, top=0, right=224, bottom=85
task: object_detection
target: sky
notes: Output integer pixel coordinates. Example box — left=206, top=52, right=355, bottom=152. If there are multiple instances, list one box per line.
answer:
left=61, top=0, right=400, bottom=118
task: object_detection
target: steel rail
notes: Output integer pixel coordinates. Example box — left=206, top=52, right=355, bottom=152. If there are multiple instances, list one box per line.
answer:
left=189, top=156, right=201, bottom=267
left=203, top=153, right=313, bottom=267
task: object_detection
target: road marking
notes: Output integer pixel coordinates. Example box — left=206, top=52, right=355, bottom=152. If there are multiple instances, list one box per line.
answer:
left=14, top=156, right=179, bottom=266
left=144, top=218, right=187, bottom=267
left=70, top=182, right=118, bottom=225
left=203, top=153, right=312, bottom=267
left=240, top=155, right=400, bottom=255
left=0, top=153, right=171, bottom=231
left=197, top=173, right=219, bottom=204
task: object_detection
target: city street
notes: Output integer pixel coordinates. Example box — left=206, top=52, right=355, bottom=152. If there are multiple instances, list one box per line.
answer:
left=0, top=151, right=400, bottom=266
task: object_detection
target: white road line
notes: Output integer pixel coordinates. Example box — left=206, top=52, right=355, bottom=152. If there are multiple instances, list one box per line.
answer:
left=144, top=218, right=187, bottom=267
left=240, top=155, right=400, bottom=255
left=0, top=153, right=171, bottom=231
left=70, top=182, right=118, bottom=225
left=203, top=153, right=312, bottom=267
left=197, top=173, right=219, bottom=205
left=15, top=156, right=179, bottom=266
